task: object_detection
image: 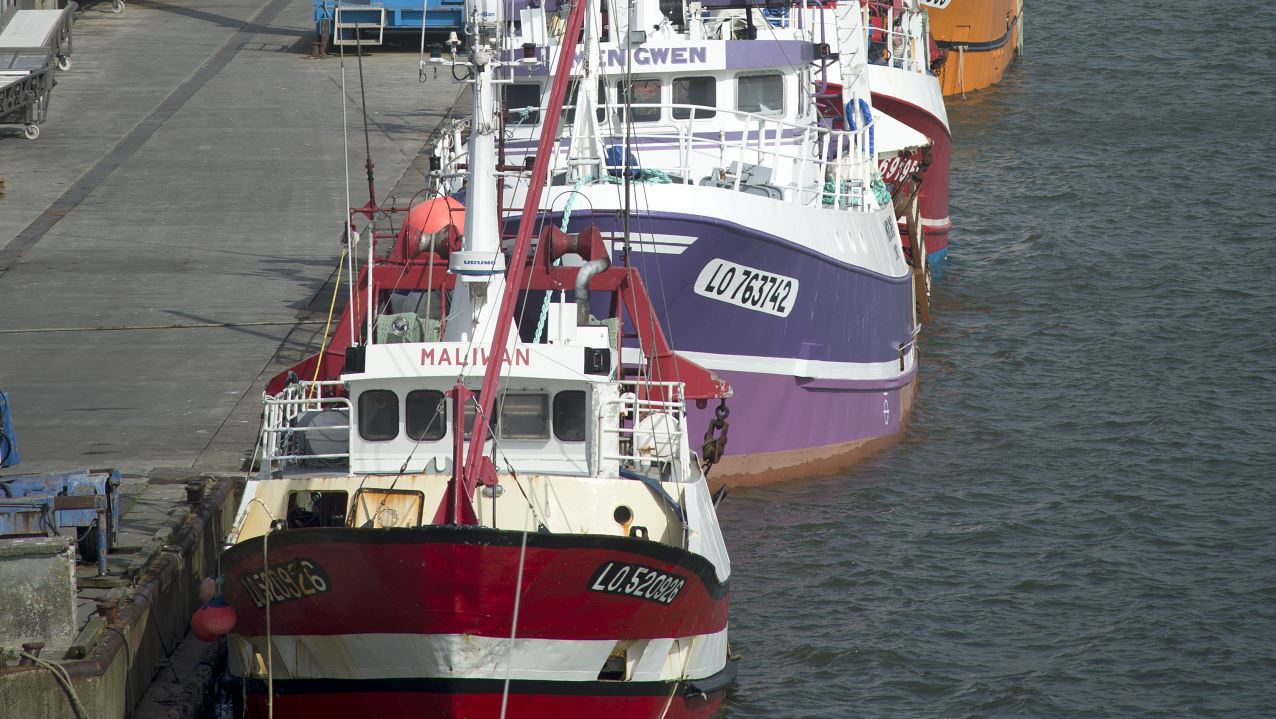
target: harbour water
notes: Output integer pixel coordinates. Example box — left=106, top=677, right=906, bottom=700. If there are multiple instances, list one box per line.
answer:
left=719, top=2, right=1276, bottom=716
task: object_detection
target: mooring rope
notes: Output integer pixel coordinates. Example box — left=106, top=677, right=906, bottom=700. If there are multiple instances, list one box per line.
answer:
left=497, top=514, right=532, bottom=719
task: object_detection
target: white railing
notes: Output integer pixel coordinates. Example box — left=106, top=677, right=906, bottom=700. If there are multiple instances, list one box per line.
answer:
left=259, top=381, right=351, bottom=477
left=485, top=102, right=878, bottom=211
left=598, top=381, right=688, bottom=472
left=865, top=3, right=930, bottom=74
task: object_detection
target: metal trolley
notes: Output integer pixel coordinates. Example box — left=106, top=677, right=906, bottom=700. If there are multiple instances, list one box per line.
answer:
left=0, top=3, right=75, bottom=139
left=0, top=47, right=53, bottom=139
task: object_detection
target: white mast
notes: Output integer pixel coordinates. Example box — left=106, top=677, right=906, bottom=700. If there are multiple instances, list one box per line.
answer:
left=444, top=0, right=511, bottom=348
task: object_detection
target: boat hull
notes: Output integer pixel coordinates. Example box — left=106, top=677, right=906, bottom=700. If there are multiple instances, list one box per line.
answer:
left=928, top=0, right=1023, bottom=96
left=687, top=366, right=917, bottom=485
left=221, top=526, right=731, bottom=719
left=239, top=676, right=729, bottom=719
left=536, top=187, right=918, bottom=484
left=868, top=65, right=952, bottom=274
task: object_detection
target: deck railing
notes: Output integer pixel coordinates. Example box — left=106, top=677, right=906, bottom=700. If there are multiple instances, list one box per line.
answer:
left=597, top=381, right=690, bottom=477
left=456, top=101, right=880, bottom=211
left=259, top=381, right=351, bottom=476
left=865, top=2, right=931, bottom=74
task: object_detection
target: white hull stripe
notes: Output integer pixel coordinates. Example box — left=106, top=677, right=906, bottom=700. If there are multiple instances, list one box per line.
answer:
left=228, top=628, right=729, bottom=684
left=678, top=349, right=916, bottom=382
left=921, top=215, right=951, bottom=230
left=601, top=233, right=698, bottom=256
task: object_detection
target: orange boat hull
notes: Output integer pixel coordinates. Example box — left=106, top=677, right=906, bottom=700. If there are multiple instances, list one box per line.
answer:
left=927, top=0, right=1022, bottom=96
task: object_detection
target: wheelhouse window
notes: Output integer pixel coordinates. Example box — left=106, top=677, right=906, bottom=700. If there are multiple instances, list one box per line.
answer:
left=565, top=78, right=607, bottom=123
left=462, top=392, right=498, bottom=440
left=499, top=394, right=550, bottom=440
left=672, top=77, right=716, bottom=119
left=737, top=74, right=783, bottom=116
left=616, top=78, right=662, bottom=122
left=406, top=390, right=446, bottom=441
left=505, top=82, right=541, bottom=123
left=553, top=390, right=587, bottom=442
left=358, top=390, right=399, bottom=441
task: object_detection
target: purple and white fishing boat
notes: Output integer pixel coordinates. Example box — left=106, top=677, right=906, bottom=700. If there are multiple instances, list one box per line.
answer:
left=429, top=0, right=925, bottom=484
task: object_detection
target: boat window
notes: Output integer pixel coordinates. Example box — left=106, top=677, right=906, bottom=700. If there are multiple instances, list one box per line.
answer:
left=358, top=390, right=399, bottom=441
left=462, top=392, right=499, bottom=439
left=351, top=488, right=424, bottom=528
left=499, top=393, right=550, bottom=440
left=565, top=77, right=607, bottom=123
left=616, top=78, right=662, bottom=122
left=672, top=77, right=716, bottom=119
left=286, top=490, right=348, bottom=528
left=737, top=74, right=783, bottom=116
left=553, top=390, right=587, bottom=442
left=506, top=82, right=541, bottom=123
left=406, top=390, right=447, bottom=441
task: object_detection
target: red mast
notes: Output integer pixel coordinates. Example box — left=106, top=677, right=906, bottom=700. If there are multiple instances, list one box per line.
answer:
left=453, top=0, right=592, bottom=519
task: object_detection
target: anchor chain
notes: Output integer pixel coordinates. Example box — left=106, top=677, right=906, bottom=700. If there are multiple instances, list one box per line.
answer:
left=699, top=400, right=730, bottom=475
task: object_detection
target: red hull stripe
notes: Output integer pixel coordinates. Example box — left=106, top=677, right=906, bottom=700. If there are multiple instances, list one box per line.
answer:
left=223, top=527, right=729, bottom=639
left=243, top=686, right=725, bottom=719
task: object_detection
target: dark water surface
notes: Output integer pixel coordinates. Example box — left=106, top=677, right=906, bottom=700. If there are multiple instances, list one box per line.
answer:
left=719, top=3, right=1276, bottom=717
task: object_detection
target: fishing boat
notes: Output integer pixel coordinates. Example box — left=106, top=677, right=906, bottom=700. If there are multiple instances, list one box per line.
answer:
left=437, top=0, right=926, bottom=484
left=923, top=0, right=1023, bottom=97
left=858, top=0, right=951, bottom=271
left=209, top=0, right=736, bottom=714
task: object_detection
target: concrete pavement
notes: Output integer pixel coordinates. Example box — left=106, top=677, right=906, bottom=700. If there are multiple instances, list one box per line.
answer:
left=0, top=0, right=461, bottom=474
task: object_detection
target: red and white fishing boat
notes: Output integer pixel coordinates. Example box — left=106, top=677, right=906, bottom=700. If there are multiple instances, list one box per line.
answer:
left=862, top=0, right=951, bottom=271
left=211, top=0, right=737, bottom=714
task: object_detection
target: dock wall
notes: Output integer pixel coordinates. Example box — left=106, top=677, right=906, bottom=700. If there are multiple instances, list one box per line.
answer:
left=0, top=477, right=238, bottom=719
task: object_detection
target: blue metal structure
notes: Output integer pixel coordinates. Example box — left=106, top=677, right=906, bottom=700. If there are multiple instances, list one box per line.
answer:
left=0, top=391, right=17, bottom=467
left=0, top=469, right=122, bottom=575
left=313, top=0, right=465, bottom=45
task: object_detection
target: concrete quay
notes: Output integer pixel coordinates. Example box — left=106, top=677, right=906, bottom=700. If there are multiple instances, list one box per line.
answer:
left=0, top=0, right=462, bottom=715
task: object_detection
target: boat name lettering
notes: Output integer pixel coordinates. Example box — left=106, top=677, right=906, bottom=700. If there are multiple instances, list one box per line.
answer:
left=694, top=259, right=798, bottom=318
left=421, top=347, right=531, bottom=367
left=240, top=558, right=331, bottom=609
left=605, top=46, right=709, bottom=68
left=589, top=561, right=686, bottom=605
left=548, top=45, right=715, bottom=71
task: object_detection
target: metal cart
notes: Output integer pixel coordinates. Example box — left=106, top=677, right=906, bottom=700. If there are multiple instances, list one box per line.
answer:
left=0, top=47, right=52, bottom=139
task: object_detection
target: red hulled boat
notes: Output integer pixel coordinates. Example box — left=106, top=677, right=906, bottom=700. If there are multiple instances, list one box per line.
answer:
left=212, top=0, right=738, bottom=713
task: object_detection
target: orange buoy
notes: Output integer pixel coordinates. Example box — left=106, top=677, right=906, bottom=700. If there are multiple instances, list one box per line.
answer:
left=396, top=196, right=465, bottom=259
left=191, top=597, right=237, bottom=641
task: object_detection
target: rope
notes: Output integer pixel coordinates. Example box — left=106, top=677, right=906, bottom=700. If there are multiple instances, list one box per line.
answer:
left=308, top=245, right=349, bottom=400
left=19, top=652, right=88, bottom=719
left=531, top=175, right=593, bottom=344
left=243, top=498, right=278, bottom=718
left=264, top=525, right=273, bottom=719
left=497, top=513, right=532, bottom=719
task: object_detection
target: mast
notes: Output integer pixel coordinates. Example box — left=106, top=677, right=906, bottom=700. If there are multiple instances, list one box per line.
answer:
left=446, top=0, right=593, bottom=522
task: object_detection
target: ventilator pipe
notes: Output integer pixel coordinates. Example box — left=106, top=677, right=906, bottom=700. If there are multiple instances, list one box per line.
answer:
left=575, top=255, right=611, bottom=326
left=538, top=225, right=612, bottom=326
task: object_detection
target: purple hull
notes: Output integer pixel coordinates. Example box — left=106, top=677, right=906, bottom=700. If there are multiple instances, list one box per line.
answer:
left=516, top=206, right=918, bottom=483
left=687, top=367, right=917, bottom=485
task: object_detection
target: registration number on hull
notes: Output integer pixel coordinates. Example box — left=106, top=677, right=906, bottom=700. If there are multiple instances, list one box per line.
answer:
left=694, top=259, right=798, bottom=317
left=589, top=562, right=687, bottom=605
